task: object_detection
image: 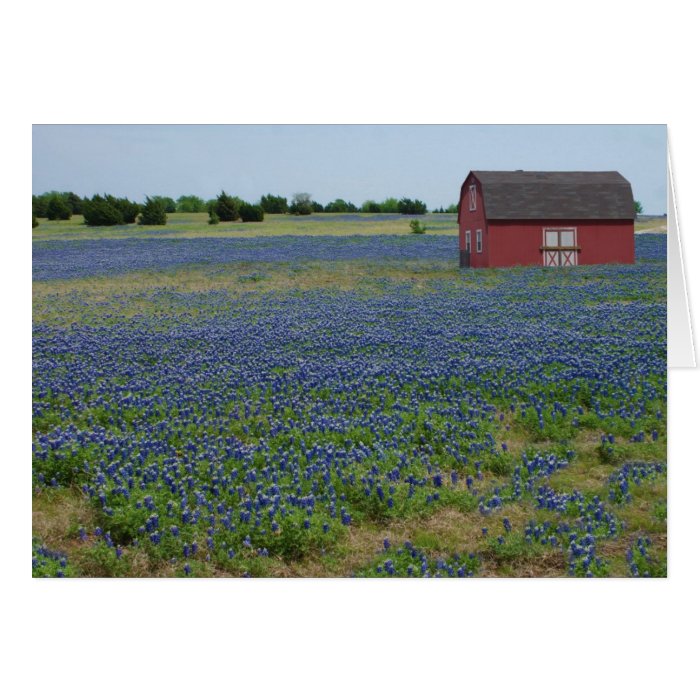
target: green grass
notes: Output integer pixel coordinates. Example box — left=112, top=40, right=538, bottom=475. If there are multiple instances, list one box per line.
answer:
left=32, top=212, right=459, bottom=241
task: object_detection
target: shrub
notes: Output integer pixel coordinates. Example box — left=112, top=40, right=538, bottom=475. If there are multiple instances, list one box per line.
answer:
left=380, top=197, right=399, bottom=213
left=323, top=199, right=359, bottom=213
left=32, top=214, right=39, bottom=228
left=208, top=211, right=220, bottom=225
left=32, top=194, right=49, bottom=218
left=239, top=202, right=265, bottom=222
left=151, top=196, right=176, bottom=213
left=260, top=194, right=288, bottom=214
left=409, top=219, right=426, bottom=234
left=112, top=196, right=140, bottom=224
left=176, top=195, right=206, bottom=213
left=398, top=197, right=427, bottom=215
left=213, top=190, right=240, bottom=221
left=289, top=192, right=313, bottom=216
left=33, top=191, right=85, bottom=218
left=325, top=199, right=350, bottom=213
left=139, top=196, right=167, bottom=225
left=47, top=195, right=72, bottom=221
left=65, top=192, right=84, bottom=215
left=83, top=195, right=124, bottom=226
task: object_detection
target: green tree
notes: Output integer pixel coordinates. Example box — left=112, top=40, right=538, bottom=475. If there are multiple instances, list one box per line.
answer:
left=634, top=200, right=644, bottom=217
left=260, top=194, right=288, bottom=214
left=325, top=198, right=350, bottom=213
left=289, top=192, right=313, bottom=215
left=311, top=200, right=324, bottom=212
left=239, top=202, right=265, bottom=222
left=176, top=195, right=206, bottom=213
left=32, top=214, right=39, bottom=228
left=32, top=194, right=49, bottom=218
left=398, top=197, right=427, bottom=215
left=34, top=191, right=78, bottom=218
left=208, top=211, right=220, bottom=225
left=212, top=190, right=240, bottom=221
left=151, top=196, right=177, bottom=213
left=47, top=195, right=72, bottom=220
left=380, top=197, right=399, bottom=213
left=64, top=192, right=84, bottom=215
left=83, top=195, right=124, bottom=226
left=110, top=196, right=140, bottom=223
left=139, top=196, right=167, bottom=225
left=362, top=200, right=381, bottom=213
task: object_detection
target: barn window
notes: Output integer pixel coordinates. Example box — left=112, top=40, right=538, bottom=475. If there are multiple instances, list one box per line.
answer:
left=466, top=230, right=471, bottom=253
left=469, top=185, right=477, bottom=211
left=476, top=229, right=483, bottom=253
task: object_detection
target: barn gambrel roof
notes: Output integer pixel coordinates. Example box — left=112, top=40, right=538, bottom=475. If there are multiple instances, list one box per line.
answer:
left=467, top=170, right=635, bottom=220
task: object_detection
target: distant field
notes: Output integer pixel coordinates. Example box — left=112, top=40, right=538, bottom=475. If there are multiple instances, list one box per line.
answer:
left=32, top=212, right=460, bottom=241
left=635, top=217, right=667, bottom=234
left=33, top=211, right=667, bottom=242
left=32, top=223, right=667, bottom=578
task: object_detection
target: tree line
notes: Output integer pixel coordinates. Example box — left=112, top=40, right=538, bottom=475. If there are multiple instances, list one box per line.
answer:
left=32, top=191, right=172, bottom=228
left=32, top=190, right=458, bottom=228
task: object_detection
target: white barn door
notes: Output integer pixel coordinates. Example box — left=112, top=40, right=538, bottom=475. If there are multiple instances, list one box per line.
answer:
left=544, top=230, right=560, bottom=266
left=543, top=228, right=577, bottom=267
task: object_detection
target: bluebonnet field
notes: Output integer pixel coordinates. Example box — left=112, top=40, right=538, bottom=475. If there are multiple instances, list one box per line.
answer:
left=32, top=223, right=667, bottom=577
left=33, top=235, right=460, bottom=281
left=32, top=231, right=667, bottom=282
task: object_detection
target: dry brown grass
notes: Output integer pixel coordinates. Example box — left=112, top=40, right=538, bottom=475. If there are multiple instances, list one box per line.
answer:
left=32, top=260, right=473, bottom=326
left=251, top=499, right=565, bottom=578
left=634, top=218, right=667, bottom=234
left=480, top=549, right=566, bottom=578
left=33, top=488, right=97, bottom=550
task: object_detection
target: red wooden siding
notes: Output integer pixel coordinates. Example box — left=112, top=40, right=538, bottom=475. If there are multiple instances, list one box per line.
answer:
left=458, top=173, right=489, bottom=267
left=575, top=221, right=635, bottom=265
left=484, top=220, right=635, bottom=267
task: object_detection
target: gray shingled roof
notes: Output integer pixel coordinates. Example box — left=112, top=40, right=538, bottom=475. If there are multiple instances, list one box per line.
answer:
left=471, top=170, right=635, bottom=220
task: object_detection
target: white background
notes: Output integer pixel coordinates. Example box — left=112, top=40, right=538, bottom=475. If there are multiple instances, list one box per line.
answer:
left=3, top=2, right=699, bottom=699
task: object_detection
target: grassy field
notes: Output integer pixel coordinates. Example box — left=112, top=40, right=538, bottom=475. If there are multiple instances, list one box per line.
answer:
left=32, top=212, right=462, bottom=241
left=32, top=211, right=667, bottom=241
left=32, top=217, right=667, bottom=578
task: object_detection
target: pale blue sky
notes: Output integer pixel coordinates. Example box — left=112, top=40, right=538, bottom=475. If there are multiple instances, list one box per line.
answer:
left=32, top=124, right=667, bottom=213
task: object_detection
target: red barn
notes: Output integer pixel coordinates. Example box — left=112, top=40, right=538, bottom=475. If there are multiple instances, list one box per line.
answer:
left=458, top=170, right=635, bottom=268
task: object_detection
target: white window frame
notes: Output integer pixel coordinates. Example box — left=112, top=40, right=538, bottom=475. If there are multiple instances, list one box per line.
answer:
left=466, top=230, right=471, bottom=253
left=468, top=184, right=477, bottom=211
left=476, top=229, right=483, bottom=253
